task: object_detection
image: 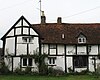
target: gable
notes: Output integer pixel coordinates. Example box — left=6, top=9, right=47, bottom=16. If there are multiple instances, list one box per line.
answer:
left=1, top=16, right=39, bottom=40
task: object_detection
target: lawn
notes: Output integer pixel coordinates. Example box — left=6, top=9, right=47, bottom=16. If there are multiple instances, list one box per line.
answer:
left=0, top=75, right=99, bottom=80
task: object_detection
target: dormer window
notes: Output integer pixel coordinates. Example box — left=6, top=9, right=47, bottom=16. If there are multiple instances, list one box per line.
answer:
left=78, top=33, right=86, bottom=44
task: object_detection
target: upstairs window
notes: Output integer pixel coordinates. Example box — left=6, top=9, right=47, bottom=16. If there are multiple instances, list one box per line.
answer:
left=78, top=37, right=86, bottom=43
left=22, top=36, right=34, bottom=43
left=50, top=44, right=56, bottom=49
left=78, top=33, right=86, bottom=44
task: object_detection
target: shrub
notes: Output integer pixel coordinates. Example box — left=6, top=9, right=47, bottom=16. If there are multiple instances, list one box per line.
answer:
left=14, top=67, right=23, bottom=75
left=0, top=61, right=10, bottom=74
left=48, top=67, right=64, bottom=76
left=24, top=67, right=32, bottom=74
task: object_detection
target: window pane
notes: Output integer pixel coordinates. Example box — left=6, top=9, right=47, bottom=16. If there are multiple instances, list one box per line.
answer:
left=23, top=58, right=27, bottom=66
left=48, top=58, right=56, bottom=65
left=28, top=58, right=32, bottom=66
left=49, top=58, right=51, bottom=64
left=53, top=58, right=55, bottom=64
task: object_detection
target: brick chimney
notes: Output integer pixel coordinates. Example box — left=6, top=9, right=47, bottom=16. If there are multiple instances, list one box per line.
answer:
left=57, top=17, right=62, bottom=24
left=41, top=11, right=46, bottom=24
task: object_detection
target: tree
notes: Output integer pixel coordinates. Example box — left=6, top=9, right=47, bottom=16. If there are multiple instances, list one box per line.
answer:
left=33, top=51, right=48, bottom=75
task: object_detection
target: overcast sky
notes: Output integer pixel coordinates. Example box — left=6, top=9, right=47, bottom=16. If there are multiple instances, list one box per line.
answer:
left=0, top=0, right=100, bottom=47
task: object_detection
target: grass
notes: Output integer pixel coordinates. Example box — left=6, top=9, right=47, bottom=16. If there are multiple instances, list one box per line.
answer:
left=0, top=74, right=99, bottom=80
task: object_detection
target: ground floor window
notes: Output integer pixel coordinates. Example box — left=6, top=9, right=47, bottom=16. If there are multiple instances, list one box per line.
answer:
left=74, top=56, right=87, bottom=68
left=22, top=58, right=32, bottom=67
left=48, top=57, right=56, bottom=65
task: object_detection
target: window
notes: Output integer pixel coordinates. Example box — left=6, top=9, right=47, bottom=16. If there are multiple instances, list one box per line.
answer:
left=77, top=33, right=86, bottom=44
left=50, top=45, right=56, bottom=49
left=23, top=58, right=27, bottom=66
left=74, top=56, right=87, bottom=68
left=48, top=57, right=56, bottom=65
left=78, top=37, right=86, bottom=43
left=22, top=58, right=32, bottom=67
left=22, top=36, right=34, bottom=43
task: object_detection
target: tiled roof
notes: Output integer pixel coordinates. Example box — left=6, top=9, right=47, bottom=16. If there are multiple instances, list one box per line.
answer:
left=32, top=23, right=100, bottom=44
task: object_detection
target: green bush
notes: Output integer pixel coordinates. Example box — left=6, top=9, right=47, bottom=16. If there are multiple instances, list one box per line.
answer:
left=14, top=67, right=24, bottom=75
left=24, top=67, right=32, bottom=74
left=48, top=67, right=64, bottom=76
left=0, top=61, right=10, bottom=74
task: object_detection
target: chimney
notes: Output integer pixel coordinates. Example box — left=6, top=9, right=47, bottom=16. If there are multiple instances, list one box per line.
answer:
left=57, top=17, right=62, bottom=24
left=41, top=11, right=46, bottom=24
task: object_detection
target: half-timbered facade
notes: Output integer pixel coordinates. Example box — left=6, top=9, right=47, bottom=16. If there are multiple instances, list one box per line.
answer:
left=1, top=15, right=100, bottom=73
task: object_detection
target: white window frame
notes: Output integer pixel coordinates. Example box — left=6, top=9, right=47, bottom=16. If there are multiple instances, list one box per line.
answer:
left=78, top=37, right=86, bottom=43
left=48, top=57, right=56, bottom=65
left=22, top=36, right=34, bottom=43
left=22, top=58, right=33, bottom=67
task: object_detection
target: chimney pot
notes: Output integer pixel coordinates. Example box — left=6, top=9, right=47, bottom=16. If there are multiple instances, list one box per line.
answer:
left=57, top=17, right=62, bottom=24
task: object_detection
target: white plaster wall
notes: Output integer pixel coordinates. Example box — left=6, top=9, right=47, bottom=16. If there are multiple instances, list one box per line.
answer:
left=77, top=46, right=86, bottom=55
left=66, top=45, right=76, bottom=55
left=23, top=28, right=29, bottom=34
left=5, top=38, right=15, bottom=55
left=96, top=59, right=100, bottom=69
left=57, top=45, right=64, bottom=55
left=16, top=28, right=21, bottom=35
left=89, top=45, right=98, bottom=55
left=89, top=57, right=94, bottom=72
left=30, top=28, right=38, bottom=36
left=67, top=57, right=73, bottom=73
left=7, top=29, right=14, bottom=36
left=17, top=44, right=27, bottom=55
left=4, top=57, right=12, bottom=71
left=15, top=21, right=21, bottom=27
left=56, top=56, right=65, bottom=71
left=41, top=44, right=48, bottom=54
left=17, top=37, right=39, bottom=55
left=75, top=68, right=87, bottom=72
left=13, top=57, right=20, bottom=71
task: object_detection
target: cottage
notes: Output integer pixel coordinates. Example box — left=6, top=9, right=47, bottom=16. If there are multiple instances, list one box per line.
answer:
left=1, top=14, right=100, bottom=73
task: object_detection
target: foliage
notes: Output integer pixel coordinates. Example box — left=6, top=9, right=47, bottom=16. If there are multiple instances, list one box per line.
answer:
left=48, top=67, right=64, bottom=76
left=0, top=61, right=10, bottom=74
left=33, top=52, right=48, bottom=75
left=0, top=75, right=98, bottom=80
left=14, top=67, right=24, bottom=75
left=24, top=67, right=32, bottom=74
left=68, top=67, right=73, bottom=73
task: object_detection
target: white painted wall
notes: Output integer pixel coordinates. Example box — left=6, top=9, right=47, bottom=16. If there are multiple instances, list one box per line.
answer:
left=89, top=57, right=95, bottom=72
left=66, top=45, right=76, bottom=55
left=67, top=57, right=73, bottom=73
left=7, top=29, right=14, bottom=36
left=57, top=45, right=64, bottom=55
left=5, top=38, right=15, bottom=55
left=89, top=45, right=98, bottom=55
left=75, top=68, right=87, bottom=72
left=56, top=56, right=65, bottom=71
left=77, top=46, right=86, bottom=55
left=4, top=57, right=12, bottom=71
left=41, top=44, right=48, bottom=54
left=13, top=57, right=20, bottom=71
left=16, top=36, right=39, bottom=55
left=16, top=28, right=21, bottom=35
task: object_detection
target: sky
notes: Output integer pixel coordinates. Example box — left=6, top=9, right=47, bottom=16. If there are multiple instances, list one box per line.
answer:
left=0, top=0, right=100, bottom=47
